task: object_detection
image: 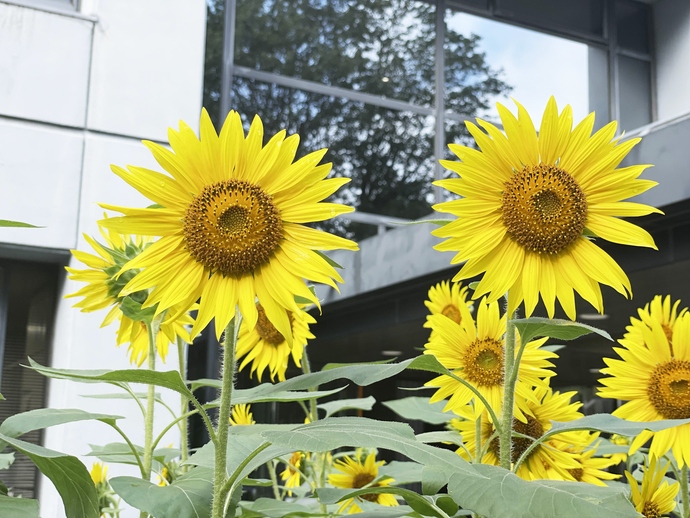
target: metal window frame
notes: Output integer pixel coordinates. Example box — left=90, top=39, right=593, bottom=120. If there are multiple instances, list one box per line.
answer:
left=218, top=0, right=655, bottom=205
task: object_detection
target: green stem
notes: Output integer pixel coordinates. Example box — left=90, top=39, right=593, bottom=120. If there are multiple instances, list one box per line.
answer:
left=682, top=464, right=689, bottom=518
left=177, top=336, right=190, bottom=467
left=140, top=318, right=159, bottom=518
left=110, top=422, right=145, bottom=477
left=142, top=319, right=159, bottom=480
left=151, top=409, right=199, bottom=452
left=499, top=293, right=517, bottom=471
left=211, top=309, right=241, bottom=518
left=301, top=347, right=318, bottom=422
left=474, top=414, right=483, bottom=463
left=268, top=459, right=283, bottom=501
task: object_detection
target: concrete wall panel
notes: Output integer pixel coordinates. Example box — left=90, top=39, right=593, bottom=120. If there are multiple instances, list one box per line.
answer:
left=0, top=3, right=92, bottom=126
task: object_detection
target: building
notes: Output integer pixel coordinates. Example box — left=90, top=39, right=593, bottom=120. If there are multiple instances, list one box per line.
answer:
left=1, top=0, right=689, bottom=515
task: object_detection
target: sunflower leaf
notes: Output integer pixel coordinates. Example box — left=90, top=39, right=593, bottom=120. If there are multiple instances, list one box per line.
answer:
left=0, top=219, right=42, bottom=228
left=0, top=494, right=40, bottom=517
left=0, top=432, right=99, bottom=518
left=383, top=397, right=456, bottom=424
left=511, top=317, right=612, bottom=344
left=317, top=486, right=451, bottom=517
left=547, top=413, right=690, bottom=437
left=314, top=250, right=344, bottom=269
left=402, top=219, right=453, bottom=227
left=238, top=497, right=318, bottom=517
left=26, top=358, right=195, bottom=400
left=110, top=467, right=213, bottom=518
left=317, top=395, right=376, bottom=417
left=448, top=465, right=640, bottom=518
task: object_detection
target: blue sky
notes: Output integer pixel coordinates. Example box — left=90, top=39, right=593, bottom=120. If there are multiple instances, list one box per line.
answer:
left=447, top=11, right=590, bottom=126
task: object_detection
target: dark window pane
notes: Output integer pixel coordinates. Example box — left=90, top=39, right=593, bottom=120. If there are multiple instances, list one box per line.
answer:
left=231, top=77, right=435, bottom=240
left=0, top=262, right=56, bottom=498
left=618, top=55, right=651, bottom=130
left=447, top=0, right=490, bottom=12
left=232, top=0, right=436, bottom=108
left=616, top=0, right=650, bottom=54
left=588, top=46, right=610, bottom=128
left=495, top=0, right=605, bottom=39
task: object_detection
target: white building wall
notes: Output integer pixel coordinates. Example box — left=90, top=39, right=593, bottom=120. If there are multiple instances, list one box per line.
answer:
left=654, top=0, right=690, bottom=120
left=0, top=1, right=207, bottom=516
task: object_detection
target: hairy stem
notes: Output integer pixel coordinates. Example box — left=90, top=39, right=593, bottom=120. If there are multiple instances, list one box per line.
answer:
left=499, top=293, right=517, bottom=470
left=474, top=413, right=483, bottom=464
left=211, top=309, right=241, bottom=518
left=177, top=336, right=190, bottom=468
left=301, top=347, right=318, bottom=423
left=140, top=318, right=159, bottom=518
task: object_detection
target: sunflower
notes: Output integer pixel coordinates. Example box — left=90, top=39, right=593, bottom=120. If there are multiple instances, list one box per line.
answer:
left=236, top=302, right=315, bottom=382
left=599, top=310, right=690, bottom=467
left=433, top=97, right=660, bottom=319
left=328, top=451, right=398, bottom=514
left=450, top=386, right=587, bottom=481
left=66, top=226, right=192, bottom=365
left=100, top=110, right=357, bottom=342
left=229, top=403, right=255, bottom=426
left=424, top=280, right=473, bottom=338
left=603, top=434, right=631, bottom=465
left=626, top=456, right=679, bottom=518
left=280, top=452, right=304, bottom=496
left=544, top=433, right=620, bottom=486
left=90, top=462, right=108, bottom=486
left=625, top=295, right=687, bottom=355
left=424, top=297, right=557, bottom=417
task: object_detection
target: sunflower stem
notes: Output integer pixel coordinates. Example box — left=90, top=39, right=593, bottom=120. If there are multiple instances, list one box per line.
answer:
left=140, top=317, right=159, bottom=518
left=211, top=309, right=241, bottom=518
left=176, top=336, right=190, bottom=469
left=499, top=295, right=517, bottom=471
left=301, top=347, right=318, bottom=423
left=474, top=413, right=483, bottom=463
left=682, top=464, right=689, bottom=518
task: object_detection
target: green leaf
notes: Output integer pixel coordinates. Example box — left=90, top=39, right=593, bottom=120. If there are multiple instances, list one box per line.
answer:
left=543, top=344, right=566, bottom=353
left=262, top=417, right=476, bottom=479
left=448, top=465, right=640, bottom=518
left=0, top=494, right=40, bottom=517
left=0, top=453, right=14, bottom=470
left=0, top=432, right=99, bottom=518
left=318, top=486, right=449, bottom=518
left=111, top=467, right=213, bottom=518
left=201, top=386, right=347, bottom=407
left=314, top=250, right=344, bottom=269
left=415, top=431, right=464, bottom=447
left=239, top=497, right=318, bottom=517
left=378, top=461, right=424, bottom=485
left=27, top=358, right=195, bottom=400
left=383, top=397, right=456, bottom=424
left=0, top=220, right=41, bottom=228
left=548, top=413, right=690, bottom=437
left=80, top=392, right=156, bottom=400
left=512, top=317, right=612, bottom=344
left=0, top=408, right=122, bottom=451
left=468, top=281, right=479, bottom=291
left=87, top=443, right=174, bottom=467
left=317, top=396, right=376, bottom=417
left=0, top=393, right=4, bottom=400
left=402, top=219, right=452, bottom=227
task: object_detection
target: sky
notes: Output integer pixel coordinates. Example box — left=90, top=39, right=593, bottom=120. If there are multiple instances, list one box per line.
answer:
left=446, top=11, right=590, bottom=127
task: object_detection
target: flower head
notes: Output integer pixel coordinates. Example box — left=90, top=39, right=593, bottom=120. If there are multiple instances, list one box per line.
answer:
left=90, top=462, right=108, bottom=486
left=434, top=97, right=659, bottom=319
left=424, top=280, right=473, bottom=337
left=626, top=456, right=679, bottom=517
left=280, top=452, right=304, bottom=496
left=425, top=297, right=557, bottom=417
left=236, top=303, right=315, bottom=381
left=100, top=110, right=357, bottom=342
left=599, top=305, right=690, bottom=466
left=328, top=451, right=398, bottom=514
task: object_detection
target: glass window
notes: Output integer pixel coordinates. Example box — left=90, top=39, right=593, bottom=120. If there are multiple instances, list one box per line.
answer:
left=494, top=0, right=605, bottom=39
left=446, top=9, right=591, bottom=126
left=231, top=77, right=436, bottom=240
left=616, top=0, right=650, bottom=55
left=618, top=55, right=651, bottom=131
left=0, top=261, right=57, bottom=498
left=233, top=0, right=436, bottom=107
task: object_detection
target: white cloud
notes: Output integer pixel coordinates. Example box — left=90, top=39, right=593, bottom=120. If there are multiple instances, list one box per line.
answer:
left=447, top=12, right=590, bottom=126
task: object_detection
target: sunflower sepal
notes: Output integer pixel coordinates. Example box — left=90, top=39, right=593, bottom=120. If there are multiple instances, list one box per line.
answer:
left=119, top=296, right=158, bottom=324
left=512, top=317, right=612, bottom=345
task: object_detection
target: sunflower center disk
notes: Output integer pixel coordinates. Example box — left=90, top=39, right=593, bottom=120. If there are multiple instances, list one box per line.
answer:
left=464, top=338, right=504, bottom=386
left=255, top=304, right=286, bottom=345
left=441, top=303, right=463, bottom=324
left=489, top=416, right=544, bottom=463
left=567, top=467, right=584, bottom=482
left=647, top=359, right=690, bottom=419
left=501, top=164, right=587, bottom=255
left=642, top=501, right=661, bottom=518
left=352, top=473, right=379, bottom=502
left=183, top=179, right=283, bottom=276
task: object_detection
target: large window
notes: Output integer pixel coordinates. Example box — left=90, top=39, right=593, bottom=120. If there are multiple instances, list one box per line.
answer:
left=204, top=0, right=653, bottom=239
left=0, top=260, right=59, bottom=498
